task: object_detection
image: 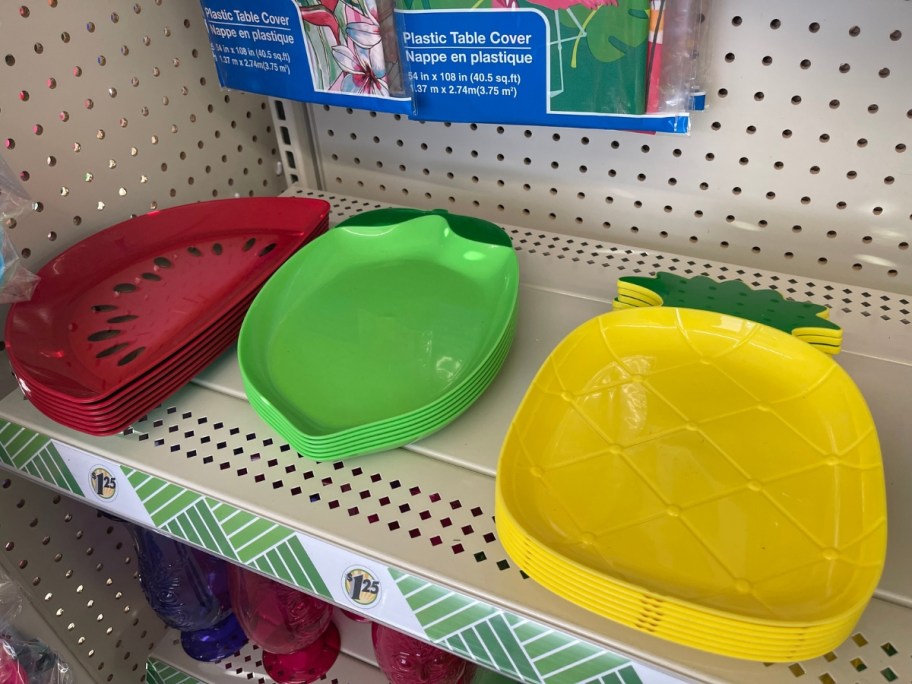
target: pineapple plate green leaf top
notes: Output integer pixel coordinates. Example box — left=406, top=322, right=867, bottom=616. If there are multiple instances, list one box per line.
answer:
left=614, top=273, right=842, bottom=355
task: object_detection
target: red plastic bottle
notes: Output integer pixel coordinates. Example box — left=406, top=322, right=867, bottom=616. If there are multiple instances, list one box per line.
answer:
left=372, top=623, right=467, bottom=684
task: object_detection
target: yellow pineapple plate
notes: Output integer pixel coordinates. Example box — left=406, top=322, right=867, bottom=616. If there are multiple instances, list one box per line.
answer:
left=495, top=307, right=886, bottom=661
left=497, top=510, right=864, bottom=661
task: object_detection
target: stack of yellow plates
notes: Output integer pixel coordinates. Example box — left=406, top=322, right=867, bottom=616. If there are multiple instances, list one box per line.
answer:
left=495, top=307, right=886, bottom=661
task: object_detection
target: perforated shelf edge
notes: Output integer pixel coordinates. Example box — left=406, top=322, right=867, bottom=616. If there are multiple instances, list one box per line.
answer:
left=0, top=189, right=910, bottom=684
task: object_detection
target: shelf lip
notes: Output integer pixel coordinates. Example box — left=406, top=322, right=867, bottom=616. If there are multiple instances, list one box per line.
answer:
left=2, top=188, right=910, bottom=684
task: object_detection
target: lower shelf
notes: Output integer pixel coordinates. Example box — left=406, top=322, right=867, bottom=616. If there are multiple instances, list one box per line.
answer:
left=147, top=611, right=386, bottom=684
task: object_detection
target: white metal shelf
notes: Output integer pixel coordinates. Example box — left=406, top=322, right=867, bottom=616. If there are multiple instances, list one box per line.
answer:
left=2, top=1, right=910, bottom=681
left=0, top=188, right=909, bottom=684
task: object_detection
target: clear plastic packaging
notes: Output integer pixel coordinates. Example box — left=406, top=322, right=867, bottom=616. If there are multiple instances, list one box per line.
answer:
left=646, top=0, right=707, bottom=112
left=0, top=568, right=75, bottom=684
left=0, top=155, right=39, bottom=304
left=0, top=568, right=22, bottom=634
left=0, top=631, right=76, bottom=684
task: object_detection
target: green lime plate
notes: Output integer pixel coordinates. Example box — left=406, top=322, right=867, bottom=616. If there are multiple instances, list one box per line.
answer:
left=239, top=209, right=519, bottom=456
left=247, top=318, right=515, bottom=460
left=244, top=308, right=516, bottom=450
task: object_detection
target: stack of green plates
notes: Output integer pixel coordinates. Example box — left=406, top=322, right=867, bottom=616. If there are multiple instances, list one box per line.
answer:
left=238, top=208, right=519, bottom=461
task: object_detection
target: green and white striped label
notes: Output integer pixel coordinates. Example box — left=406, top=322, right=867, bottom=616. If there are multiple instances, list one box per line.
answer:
left=392, top=570, right=645, bottom=684
left=0, top=423, right=83, bottom=496
left=0, top=421, right=682, bottom=684
left=121, top=466, right=331, bottom=599
left=146, top=658, right=204, bottom=684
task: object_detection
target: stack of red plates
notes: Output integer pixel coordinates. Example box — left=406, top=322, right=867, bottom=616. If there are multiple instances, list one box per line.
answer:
left=5, top=197, right=330, bottom=435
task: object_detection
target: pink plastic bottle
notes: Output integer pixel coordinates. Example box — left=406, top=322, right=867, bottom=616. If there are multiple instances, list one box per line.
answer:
left=228, top=565, right=339, bottom=683
left=372, top=623, right=467, bottom=684
left=228, top=565, right=333, bottom=653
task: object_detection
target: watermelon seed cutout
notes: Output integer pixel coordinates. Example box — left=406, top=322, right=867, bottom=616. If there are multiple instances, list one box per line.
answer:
left=87, top=330, right=122, bottom=342
left=95, top=343, right=129, bottom=359
left=117, top=347, right=145, bottom=366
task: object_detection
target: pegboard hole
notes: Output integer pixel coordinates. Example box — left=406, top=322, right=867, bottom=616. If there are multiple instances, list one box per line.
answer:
left=769, top=18, right=781, bottom=29
left=808, top=22, right=820, bottom=33
left=800, top=59, right=811, bottom=69
left=890, top=30, right=902, bottom=41
left=838, top=63, right=850, bottom=74
left=879, top=68, right=890, bottom=78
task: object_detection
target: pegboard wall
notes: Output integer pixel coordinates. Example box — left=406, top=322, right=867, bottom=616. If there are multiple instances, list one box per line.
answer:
left=309, top=0, right=912, bottom=292
left=0, top=0, right=284, bottom=273
left=0, top=471, right=168, bottom=683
